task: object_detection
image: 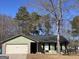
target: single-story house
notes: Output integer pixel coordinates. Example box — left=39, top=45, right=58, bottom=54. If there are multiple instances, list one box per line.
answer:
left=0, top=34, right=69, bottom=55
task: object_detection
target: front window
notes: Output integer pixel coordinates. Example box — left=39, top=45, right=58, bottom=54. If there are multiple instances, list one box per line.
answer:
left=50, top=44, right=54, bottom=50
left=62, top=45, right=65, bottom=50
left=45, top=44, right=49, bottom=51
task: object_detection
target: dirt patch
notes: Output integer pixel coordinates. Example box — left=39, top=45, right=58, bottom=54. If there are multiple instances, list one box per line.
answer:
left=27, top=54, right=79, bottom=59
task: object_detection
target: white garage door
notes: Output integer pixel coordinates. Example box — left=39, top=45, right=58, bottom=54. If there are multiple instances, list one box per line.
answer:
left=6, top=45, right=29, bottom=54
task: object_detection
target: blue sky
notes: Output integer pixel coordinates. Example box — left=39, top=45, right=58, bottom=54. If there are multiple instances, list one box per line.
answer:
left=0, top=0, right=40, bottom=17
left=0, top=0, right=79, bottom=20
left=0, top=0, right=30, bottom=17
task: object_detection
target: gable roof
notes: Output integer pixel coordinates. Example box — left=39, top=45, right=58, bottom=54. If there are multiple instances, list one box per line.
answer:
left=0, top=34, right=69, bottom=44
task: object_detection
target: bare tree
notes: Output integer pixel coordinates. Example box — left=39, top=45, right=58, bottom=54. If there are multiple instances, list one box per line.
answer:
left=0, top=15, right=19, bottom=40
left=28, top=0, right=63, bottom=53
left=27, top=0, right=79, bottom=53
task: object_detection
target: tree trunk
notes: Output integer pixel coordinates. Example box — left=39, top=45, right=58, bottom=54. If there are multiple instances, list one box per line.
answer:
left=56, top=0, right=62, bottom=53
left=57, top=20, right=60, bottom=53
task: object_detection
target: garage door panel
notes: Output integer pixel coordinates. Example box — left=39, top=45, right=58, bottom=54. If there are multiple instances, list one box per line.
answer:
left=6, top=45, right=29, bottom=54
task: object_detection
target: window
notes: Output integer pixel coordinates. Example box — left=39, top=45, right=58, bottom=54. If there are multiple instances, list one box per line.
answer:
left=50, top=45, right=54, bottom=50
left=45, top=44, right=49, bottom=51
left=62, top=45, right=65, bottom=50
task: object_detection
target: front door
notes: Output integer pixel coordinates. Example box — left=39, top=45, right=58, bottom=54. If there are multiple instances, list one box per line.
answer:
left=31, top=43, right=37, bottom=54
